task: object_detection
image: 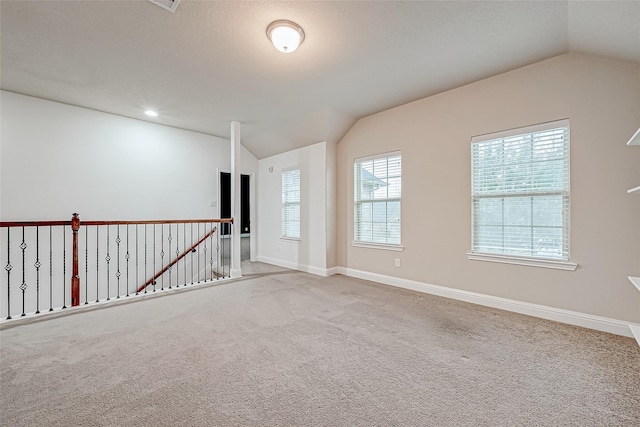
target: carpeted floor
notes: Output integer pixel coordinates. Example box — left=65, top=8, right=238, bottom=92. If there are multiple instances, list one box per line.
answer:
left=1, top=267, right=639, bottom=426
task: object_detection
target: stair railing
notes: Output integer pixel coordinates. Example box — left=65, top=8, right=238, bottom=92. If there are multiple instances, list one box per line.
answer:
left=0, top=214, right=233, bottom=320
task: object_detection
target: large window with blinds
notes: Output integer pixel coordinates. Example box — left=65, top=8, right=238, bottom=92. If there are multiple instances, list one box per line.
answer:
left=471, top=120, right=570, bottom=262
left=282, top=168, right=300, bottom=239
left=354, top=152, right=402, bottom=247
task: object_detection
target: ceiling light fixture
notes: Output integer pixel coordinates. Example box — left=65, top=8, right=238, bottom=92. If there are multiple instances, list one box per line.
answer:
left=266, top=20, right=305, bottom=53
left=145, top=110, right=158, bottom=117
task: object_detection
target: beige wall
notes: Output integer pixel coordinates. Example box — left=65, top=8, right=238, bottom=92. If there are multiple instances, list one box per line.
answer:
left=337, top=53, right=640, bottom=322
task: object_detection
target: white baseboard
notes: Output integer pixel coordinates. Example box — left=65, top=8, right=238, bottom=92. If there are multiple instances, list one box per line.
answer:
left=191, top=263, right=221, bottom=283
left=337, top=267, right=639, bottom=339
left=326, top=266, right=340, bottom=276
left=257, top=256, right=336, bottom=277
left=630, top=325, right=640, bottom=346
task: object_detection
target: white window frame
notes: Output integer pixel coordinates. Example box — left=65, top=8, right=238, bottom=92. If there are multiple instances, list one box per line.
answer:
left=281, top=167, right=301, bottom=240
left=353, top=151, right=403, bottom=251
left=468, top=119, right=576, bottom=271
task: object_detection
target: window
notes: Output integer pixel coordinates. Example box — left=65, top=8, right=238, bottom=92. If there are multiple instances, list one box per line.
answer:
left=470, top=120, right=571, bottom=266
left=281, top=168, right=300, bottom=239
left=354, top=152, right=402, bottom=247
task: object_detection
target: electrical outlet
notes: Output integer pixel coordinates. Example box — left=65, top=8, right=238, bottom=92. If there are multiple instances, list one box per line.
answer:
left=395, top=258, right=400, bottom=268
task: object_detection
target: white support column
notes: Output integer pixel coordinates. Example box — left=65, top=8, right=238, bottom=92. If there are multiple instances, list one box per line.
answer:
left=230, top=121, right=242, bottom=278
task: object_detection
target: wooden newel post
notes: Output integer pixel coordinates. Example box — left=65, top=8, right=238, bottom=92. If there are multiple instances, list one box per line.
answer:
left=71, top=213, right=80, bottom=307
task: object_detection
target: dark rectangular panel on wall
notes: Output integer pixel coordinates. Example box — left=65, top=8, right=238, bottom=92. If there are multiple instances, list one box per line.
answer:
left=241, top=174, right=250, bottom=234
left=220, top=172, right=231, bottom=235
left=220, top=173, right=250, bottom=235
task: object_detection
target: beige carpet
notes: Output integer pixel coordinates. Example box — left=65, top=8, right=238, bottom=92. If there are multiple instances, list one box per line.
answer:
left=1, top=268, right=639, bottom=426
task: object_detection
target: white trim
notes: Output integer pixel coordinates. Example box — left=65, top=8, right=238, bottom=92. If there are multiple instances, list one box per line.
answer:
left=354, top=150, right=401, bottom=164
left=336, top=267, right=637, bottom=338
left=630, top=325, right=640, bottom=347
left=325, top=266, right=340, bottom=276
left=627, top=185, right=640, bottom=194
left=193, top=263, right=221, bottom=283
left=628, top=276, right=640, bottom=293
left=257, top=255, right=334, bottom=277
left=471, top=118, right=569, bottom=143
left=280, top=236, right=301, bottom=243
left=467, top=252, right=577, bottom=271
left=626, top=127, right=640, bottom=146
left=352, top=241, right=404, bottom=252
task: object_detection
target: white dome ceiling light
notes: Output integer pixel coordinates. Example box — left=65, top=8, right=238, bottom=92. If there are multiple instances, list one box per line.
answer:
left=266, top=20, right=305, bottom=53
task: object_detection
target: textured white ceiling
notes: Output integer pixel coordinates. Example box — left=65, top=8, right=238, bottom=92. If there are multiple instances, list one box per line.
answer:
left=2, top=1, right=639, bottom=159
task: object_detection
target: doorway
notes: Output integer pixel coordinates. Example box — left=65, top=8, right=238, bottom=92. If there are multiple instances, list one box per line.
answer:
left=220, top=172, right=251, bottom=261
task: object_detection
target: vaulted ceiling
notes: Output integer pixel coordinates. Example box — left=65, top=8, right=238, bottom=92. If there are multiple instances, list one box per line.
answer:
left=2, top=1, right=639, bottom=159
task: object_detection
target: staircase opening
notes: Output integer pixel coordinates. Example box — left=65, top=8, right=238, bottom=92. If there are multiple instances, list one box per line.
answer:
left=220, top=172, right=251, bottom=262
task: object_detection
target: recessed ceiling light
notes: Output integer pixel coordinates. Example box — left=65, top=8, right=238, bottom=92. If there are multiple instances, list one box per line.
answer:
left=266, top=20, right=305, bottom=53
left=145, top=110, right=158, bottom=117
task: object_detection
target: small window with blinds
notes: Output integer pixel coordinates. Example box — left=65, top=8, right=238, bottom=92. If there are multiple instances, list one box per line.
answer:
left=354, top=152, right=402, bottom=248
left=282, top=168, right=300, bottom=239
left=471, top=119, right=570, bottom=262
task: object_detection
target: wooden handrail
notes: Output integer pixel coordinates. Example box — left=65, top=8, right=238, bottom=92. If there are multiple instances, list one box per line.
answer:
left=0, top=220, right=71, bottom=227
left=1, top=218, right=233, bottom=227
left=82, top=218, right=233, bottom=226
left=136, top=226, right=219, bottom=294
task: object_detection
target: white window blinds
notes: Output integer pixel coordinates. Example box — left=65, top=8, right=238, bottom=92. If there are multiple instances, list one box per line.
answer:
left=354, top=152, right=402, bottom=245
left=282, top=168, right=300, bottom=239
left=471, top=120, right=570, bottom=260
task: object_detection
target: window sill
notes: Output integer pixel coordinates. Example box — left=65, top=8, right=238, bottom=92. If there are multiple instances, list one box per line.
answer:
left=467, top=252, right=577, bottom=271
left=280, top=237, right=301, bottom=243
left=352, top=241, right=404, bottom=252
